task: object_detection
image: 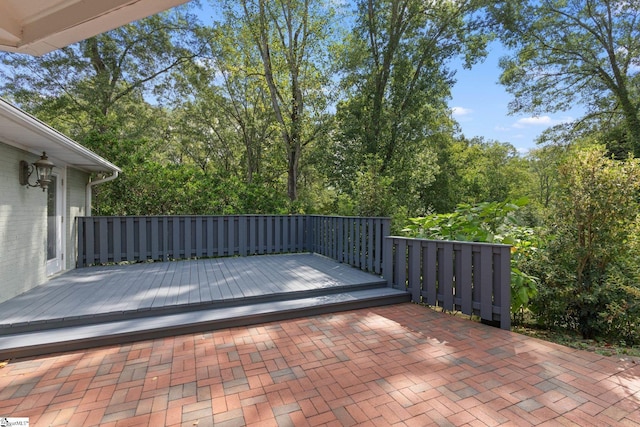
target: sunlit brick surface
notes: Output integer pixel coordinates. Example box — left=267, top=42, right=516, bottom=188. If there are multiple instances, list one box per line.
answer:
left=1, top=303, right=638, bottom=426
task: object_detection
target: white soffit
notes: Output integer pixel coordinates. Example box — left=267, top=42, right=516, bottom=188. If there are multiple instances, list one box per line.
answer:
left=0, top=98, right=120, bottom=173
left=0, top=0, right=190, bottom=56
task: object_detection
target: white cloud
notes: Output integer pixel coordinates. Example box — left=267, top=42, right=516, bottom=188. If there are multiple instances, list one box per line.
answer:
left=451, top=106, right=473, bottom=117
left=513, top=116, right=554, bottom=128
left=512, top=115, right=574, bottom=129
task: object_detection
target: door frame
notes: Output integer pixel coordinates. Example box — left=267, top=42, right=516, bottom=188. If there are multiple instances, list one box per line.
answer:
left=46, top=167, right=65, bottom=276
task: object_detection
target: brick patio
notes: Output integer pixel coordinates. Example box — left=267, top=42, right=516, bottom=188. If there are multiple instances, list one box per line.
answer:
left=1, top=303, right=638, bottom=426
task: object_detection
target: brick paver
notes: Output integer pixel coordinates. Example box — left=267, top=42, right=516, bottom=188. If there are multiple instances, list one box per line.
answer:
left=1, top=303, right=638, bottom=426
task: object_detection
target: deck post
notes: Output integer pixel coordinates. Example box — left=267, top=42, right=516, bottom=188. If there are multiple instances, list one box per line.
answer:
left=383, top=237, right=394, bottom=287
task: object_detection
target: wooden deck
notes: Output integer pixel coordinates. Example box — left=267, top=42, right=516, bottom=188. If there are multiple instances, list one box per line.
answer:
left=0, top=253, right=409, bottom=359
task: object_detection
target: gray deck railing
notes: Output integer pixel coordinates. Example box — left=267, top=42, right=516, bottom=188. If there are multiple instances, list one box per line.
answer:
left=77, top=215, right=309, bottom=267
left=77, top=215, right=510, bottom=328
left=307, top=216, right=390, bottom=275
left=76, top=215, right=391, bottom=274
left=384, top=237, right=511, bottom=329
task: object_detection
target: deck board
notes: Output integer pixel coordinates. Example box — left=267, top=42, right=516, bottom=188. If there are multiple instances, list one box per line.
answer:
left=0, top=253, right=386, bottom=330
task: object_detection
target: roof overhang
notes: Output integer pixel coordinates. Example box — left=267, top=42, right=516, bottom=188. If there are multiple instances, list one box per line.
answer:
left=0, top=0, right=190, bottom=56
left=0, top=98, right=120, bottom=173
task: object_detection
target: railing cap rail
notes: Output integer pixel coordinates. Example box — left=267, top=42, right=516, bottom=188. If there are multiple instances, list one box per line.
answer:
left=386, top=235, right=512, bottom=248
left=306, top=214, right=391, bottom=220
left=78, top=214, right=310, bottom=219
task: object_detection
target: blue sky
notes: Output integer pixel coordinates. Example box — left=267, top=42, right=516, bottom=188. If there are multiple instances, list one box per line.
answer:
left=449, top=43, right=580, bottom=154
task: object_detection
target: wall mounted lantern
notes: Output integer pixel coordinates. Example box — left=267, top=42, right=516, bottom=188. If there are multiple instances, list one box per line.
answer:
left=19, top=152, right=55, bottom=191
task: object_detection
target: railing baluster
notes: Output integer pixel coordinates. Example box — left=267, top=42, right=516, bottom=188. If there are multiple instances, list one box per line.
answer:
left=424, top=241, right=437, bottom=306
left=496, top=246, right=511, bottom=330
left=249, top=215, right=258, bottom=255
left=408, top=239, right=421, bottom=303
left=258, top=215, right=265, bottom=255
left=459, top=244, right=472, bottom=315
left=139, top=217, right=147, bottom=261
left=228, top=215, right=235, bottom=256
left=195, top=217, right=203, bottom=258
left=77, top=218, right=85, bottom=267
left=165, top=217, right=171, bottom=260
left=360, top=218, right=366, bottom=269
left=479, top=245, right=493, bottom=322
left=85, top=218, right=95, bottom=266
left=151, top=217, right=159, bottom=260
left=283, top=217, right=289, bottom=253
left=395, top=238, right=407, bottom=289
left=237, top=216, right=245, bottom=256
left=99, top=217, right=108, bottom=264
left=112, top=218, right=121, bottom=263
left=126, top=217, right=135, bottom=262
left=217, top=216, right=225, bottom=257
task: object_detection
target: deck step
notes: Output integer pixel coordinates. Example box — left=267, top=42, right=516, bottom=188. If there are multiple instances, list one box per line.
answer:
left=0, top=288, right=410, bottom=360
left=0, top=279, right=388, bottom=335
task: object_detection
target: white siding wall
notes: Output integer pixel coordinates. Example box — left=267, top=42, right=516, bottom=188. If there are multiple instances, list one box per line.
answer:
left=0, top=142, right=91, bottom=303
left=0, top=144, right=48, bottom=302
left=66, top=167, right=89, bottom=270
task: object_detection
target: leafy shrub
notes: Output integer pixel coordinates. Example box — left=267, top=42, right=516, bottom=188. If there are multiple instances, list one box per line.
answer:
left=402, top=198, right=541, bottom=320
left=531, top=144, right=640, bottom=342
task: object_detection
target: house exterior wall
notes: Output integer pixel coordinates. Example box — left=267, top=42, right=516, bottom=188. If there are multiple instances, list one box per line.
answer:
left=0, top=142, right=91, bottom=304
left=0, top=143, right=48, bottom=302
left=66, top=167, right=90, bottom=270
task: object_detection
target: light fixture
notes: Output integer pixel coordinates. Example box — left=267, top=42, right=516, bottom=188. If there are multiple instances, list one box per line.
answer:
left=20, top=152, right=55, bottom=191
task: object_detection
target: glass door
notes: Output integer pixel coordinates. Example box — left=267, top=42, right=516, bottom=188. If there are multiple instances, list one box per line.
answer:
left=46, top=173, right=63, bottom=275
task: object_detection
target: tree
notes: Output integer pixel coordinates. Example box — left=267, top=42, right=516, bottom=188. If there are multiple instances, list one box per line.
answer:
left=333, top=0, right=494, bottom=213
left=533, top=143, right=640, bottom=339
left=526, top=144, right=566, bottom=210
left=450, top=137, right=529, bottom=205
left=0, top=7, right=205, bottom=144
left=494, top=0, right=640, bottom=154
left=217, top=0, right=335, bottom=205
left=162, top=17, right=288, bottom=184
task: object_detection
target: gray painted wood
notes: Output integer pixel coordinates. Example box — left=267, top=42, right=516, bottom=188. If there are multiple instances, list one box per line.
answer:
left=0, top=286, right=410, bottom=360
left=409, top=240, right=420, bottom=303
left=0, top=253, right=386, bottom=333
left=497, top=246, right=511, bottom=329
left=479, top=245, right=493, bottom=322
left=79, top=217, right=391, bottom=283
left=459, top=244, right=473, bottom=315
left=424, top=241, right=437, bottom=306
left=395, top=238, right=407, bottom=289
left=385, top=237, right=511, bottom=330
left=441, top=244, right=454, bottom=311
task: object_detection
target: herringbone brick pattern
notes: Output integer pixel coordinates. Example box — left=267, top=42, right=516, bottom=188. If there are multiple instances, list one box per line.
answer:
left=1, top=303, right=638, bottom=426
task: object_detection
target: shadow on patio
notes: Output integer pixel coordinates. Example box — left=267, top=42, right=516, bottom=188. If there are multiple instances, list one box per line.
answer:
left=0, top=303, right=638, bottom=426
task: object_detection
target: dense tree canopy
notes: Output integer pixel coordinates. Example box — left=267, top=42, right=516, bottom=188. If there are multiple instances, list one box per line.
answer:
left=493, top=0, right=640, bottom=154
left=0, top=7, right=204, bottom=141
left=331, top=0, right=494, bottom=215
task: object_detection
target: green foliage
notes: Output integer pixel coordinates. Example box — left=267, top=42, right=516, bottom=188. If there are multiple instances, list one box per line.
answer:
left=447, top=137, right=531, bottom=206
left=531, top=143, right=640, bottom=342
left=217, top=0, right=336, bottom=203
left=331, top=0, right=493, bottom=215
left=402, top=198, right=540, bottom=318
left=492, top=0, right=640, bottom=152
left=0, top=9, right=204, bottom=140
left=94, top=162, right=289, bottom=216
left=352, top=156, right=397, bottom=218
